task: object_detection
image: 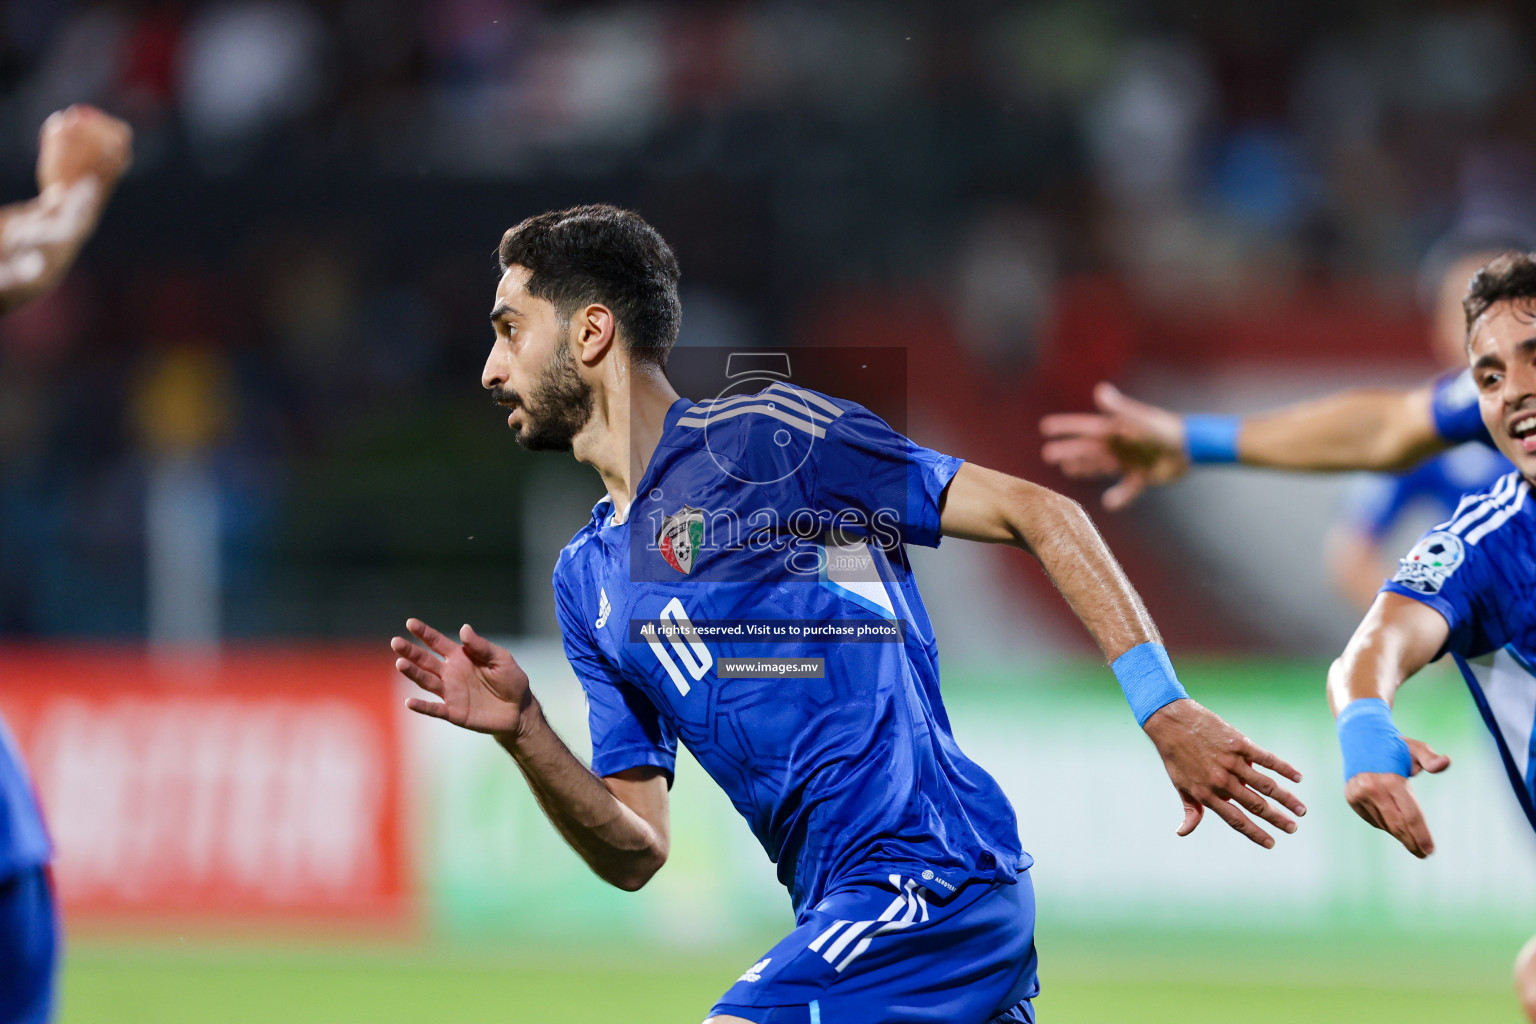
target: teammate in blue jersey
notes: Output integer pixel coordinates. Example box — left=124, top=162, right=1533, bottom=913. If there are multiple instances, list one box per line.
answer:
left=391, top=205, right=1306, bottom=1024
left=1328, top=251, right=1536, bottom=1023
left=1038, top=243, right=1536, bottom=1019
left=0, top=105, right=133, bottom=1024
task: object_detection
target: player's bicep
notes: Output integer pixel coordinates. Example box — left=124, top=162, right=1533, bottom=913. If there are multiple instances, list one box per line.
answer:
left=1348, top=385, right=1447, bottom=471
left=938, top=462, right=1071, bottom=548
left=1339, top=592, right=1450, bottom=688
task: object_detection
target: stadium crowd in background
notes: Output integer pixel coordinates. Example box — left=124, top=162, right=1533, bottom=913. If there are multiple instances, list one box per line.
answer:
left=0, top=0, right=1531, bottom=647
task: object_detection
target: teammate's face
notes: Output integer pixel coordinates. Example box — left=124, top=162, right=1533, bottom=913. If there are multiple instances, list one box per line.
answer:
left=482, top=265, right=594, bottom=452
left=1470, top=299, right=1536, bottom=479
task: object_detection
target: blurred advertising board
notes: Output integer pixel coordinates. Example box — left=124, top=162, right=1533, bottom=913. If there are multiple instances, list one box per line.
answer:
left=2, top=642, right=1531, bottom=943
left=0, top=648, right=411, bottom=928
left=413, top=645, right=1536, bottom=946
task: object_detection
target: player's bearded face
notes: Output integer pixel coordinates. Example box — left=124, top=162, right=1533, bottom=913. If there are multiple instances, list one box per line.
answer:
left=494, top=332, right=594, bottom=452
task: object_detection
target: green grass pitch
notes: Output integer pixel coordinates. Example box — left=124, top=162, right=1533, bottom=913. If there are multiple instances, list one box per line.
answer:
left=61, top=930, right=1526, bottom=1023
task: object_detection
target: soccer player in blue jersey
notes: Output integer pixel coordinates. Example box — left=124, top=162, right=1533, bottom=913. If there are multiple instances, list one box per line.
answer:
left=1330, top=252, right=1536, bottom=1022
left=392, top=205, right=1306, bottom=1024
left=1041, top=251, right=1536, bottom=1022
left=1327, top=239, right=1518, bottom=609
left=0, top=105, right=133, bottom=1024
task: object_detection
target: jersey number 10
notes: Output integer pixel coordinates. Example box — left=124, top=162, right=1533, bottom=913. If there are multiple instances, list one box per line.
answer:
left=647, top=597, right=712, bottom=696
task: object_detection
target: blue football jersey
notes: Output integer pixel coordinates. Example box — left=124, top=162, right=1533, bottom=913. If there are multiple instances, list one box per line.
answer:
left=552, top=384, right=1026, bottom=912
left=1431, top=368, right=1495, bottom=447
left=1381, top=471, right=1536, bottom=831
left=0, top=715, right=49, bottom=879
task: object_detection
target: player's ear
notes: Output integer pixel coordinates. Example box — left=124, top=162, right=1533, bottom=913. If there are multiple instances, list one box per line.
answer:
left=574, top=302, right=616, bottom=366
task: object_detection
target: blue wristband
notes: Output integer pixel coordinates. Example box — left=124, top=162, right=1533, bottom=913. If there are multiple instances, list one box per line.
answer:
left=1183, top=414, right=1241, bottom=463
left=1336, top=698, right=1412, bottom=781
left=1111, top=642, right=1189, bottom=726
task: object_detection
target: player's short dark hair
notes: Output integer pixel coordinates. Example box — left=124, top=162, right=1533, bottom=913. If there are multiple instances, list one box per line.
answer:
left=498, top=204, right=681, bottom=369
left=1464, top=251, right=1536, bottom=338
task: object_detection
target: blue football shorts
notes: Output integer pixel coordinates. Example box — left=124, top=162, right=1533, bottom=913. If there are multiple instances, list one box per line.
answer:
left=709, top=869, right=1038, bottom=1024
left=0, top=865, right=59, bottom=1024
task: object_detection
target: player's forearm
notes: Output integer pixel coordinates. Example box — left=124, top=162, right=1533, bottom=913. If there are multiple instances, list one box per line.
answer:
left=497, top=702, right=668, bottom=891
left=1028, top=500, right=1159, bottom=660
left=0, top=178, right=107, bottom=314
left=1239, top=388, right=1445, bottom=473
left=1005, top=482, right=1159, bottom=660
left=1327, top=637, right=1408, bottom=716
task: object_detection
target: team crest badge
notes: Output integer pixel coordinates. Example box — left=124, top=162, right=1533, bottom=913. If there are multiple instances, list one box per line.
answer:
left=1392, top=531, right=1465, bottom=594
left=658, top=506, right=705, bottom=575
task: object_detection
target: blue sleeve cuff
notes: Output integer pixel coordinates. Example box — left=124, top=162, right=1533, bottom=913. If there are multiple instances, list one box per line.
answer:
left=1336, top=697, right=1411, bottom=780
left=1111, top=642, right=1190, bottom=726
left=1183, top=414, right=1241, bottom=463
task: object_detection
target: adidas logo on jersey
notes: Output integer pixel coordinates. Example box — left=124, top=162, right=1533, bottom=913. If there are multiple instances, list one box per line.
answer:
left=737, top=957, right=771, bottom=983
left=595, top=588, right=610, bottom=629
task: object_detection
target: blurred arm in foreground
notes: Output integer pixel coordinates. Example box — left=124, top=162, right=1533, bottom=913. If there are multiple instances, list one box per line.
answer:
left=0, top=104, right=132, bottom=314
left=1040, top=380, right=1457, bottom=510
left=0, top=103, right=131, bottom=1024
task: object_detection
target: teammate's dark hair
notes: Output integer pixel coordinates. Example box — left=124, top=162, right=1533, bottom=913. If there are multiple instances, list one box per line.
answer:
left=1464, top=251, right=1536, bottom=339
left=498, top=205, right=681, bottom=369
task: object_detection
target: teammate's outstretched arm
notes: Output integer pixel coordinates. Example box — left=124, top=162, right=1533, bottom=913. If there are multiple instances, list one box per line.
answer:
left=0, top=105, right=131, bottom=314
left=1326, top=593, right=1454, bottom=858
left=392, top=619, right=670, bottom=890
left=1040, top=380, right=1451, bottom=510
left=940, top=463, right=1306, bottom=848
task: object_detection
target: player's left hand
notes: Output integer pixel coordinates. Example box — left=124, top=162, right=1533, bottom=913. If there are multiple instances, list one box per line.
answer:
left=1141, top=698, right=1305, bottom=849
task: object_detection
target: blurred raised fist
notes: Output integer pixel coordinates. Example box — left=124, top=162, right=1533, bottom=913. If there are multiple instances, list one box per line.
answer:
left=36, top=104, right=133, bottom=193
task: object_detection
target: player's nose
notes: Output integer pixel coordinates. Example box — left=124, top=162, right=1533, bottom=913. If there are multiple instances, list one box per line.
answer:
left=481, top=347, right=506, bottom=390
left=1505, top=361, right=1536, bottom=407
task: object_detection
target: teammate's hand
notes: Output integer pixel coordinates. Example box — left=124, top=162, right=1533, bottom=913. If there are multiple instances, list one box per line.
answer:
left=1040, top=382, right=1190, bottom=510
left=392, top=618, right=534, bottom=739
left=36, top=104, right=133, bottom=193
left=1141, top=698, right=1305, bottom=849
left=1343, top=736, right=1449, bottom=858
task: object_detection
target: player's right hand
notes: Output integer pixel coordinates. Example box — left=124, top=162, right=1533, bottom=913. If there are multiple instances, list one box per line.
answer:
left=393, top=618, right=535, bottom=739
left=36, top=104, right=133, bottom=193
left=1040, top=382, right=1190, bottom=511
left=1343, top=736, right=1450, bottom=859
